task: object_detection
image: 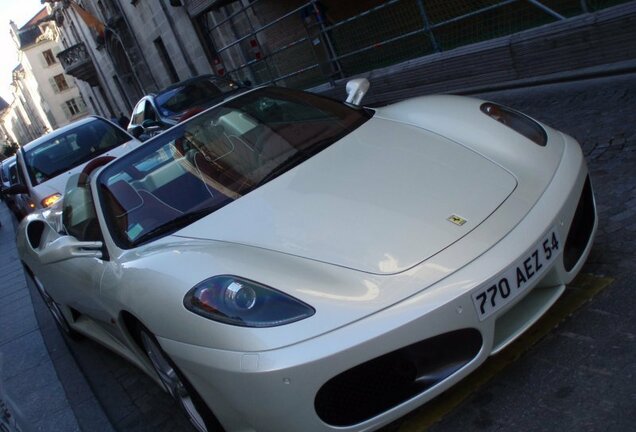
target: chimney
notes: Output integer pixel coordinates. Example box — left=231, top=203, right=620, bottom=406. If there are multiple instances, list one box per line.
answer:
left=9, top=20, right=20, bottom=49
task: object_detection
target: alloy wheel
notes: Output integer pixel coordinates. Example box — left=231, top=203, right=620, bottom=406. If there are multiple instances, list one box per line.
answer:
left=140, top=330, right=209, bottom=432
left=33, top=275, right=75, bottom=336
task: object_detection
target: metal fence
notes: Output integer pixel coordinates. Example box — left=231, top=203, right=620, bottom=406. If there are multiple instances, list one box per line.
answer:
left=199, top=0, right=631, bottom=89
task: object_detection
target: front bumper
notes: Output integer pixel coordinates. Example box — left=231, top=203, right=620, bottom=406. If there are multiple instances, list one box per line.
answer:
left=160, top=133, right=596, bottom=432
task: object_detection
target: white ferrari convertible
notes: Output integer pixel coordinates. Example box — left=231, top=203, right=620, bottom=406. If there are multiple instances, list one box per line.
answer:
left=17, top=80, right=596, bottom=432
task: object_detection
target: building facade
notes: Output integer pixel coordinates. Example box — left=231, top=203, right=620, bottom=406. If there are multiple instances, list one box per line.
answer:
left=0, top=93, right=36, bottom=147
left=50, top=0, right=214, bottom=119
left=43, top=0, right=635, bottom=124
left=2, top=7, right=89, bottom=145
left=5, top=66, right=41, bottom=145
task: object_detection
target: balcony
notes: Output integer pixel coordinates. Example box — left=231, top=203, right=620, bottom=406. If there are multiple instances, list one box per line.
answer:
left=57, top=42, right=98, bottom=86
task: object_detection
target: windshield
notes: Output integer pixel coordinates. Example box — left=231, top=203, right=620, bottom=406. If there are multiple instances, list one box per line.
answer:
left=98, top=87, right=372, bottom=249
left=24, top=118, right=131, bottom=186
left=155, top=77, right=240, bottom=117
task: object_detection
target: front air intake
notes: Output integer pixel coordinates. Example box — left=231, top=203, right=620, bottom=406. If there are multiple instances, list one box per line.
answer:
left=564, top=176, right=595, bottom=272
left=314, top=329, right=482, bottom=426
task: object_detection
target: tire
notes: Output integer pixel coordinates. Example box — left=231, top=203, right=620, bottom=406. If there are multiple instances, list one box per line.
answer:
left=30, top=272, right=82, bottom=340
left=138, top=326, right=224, bottom=432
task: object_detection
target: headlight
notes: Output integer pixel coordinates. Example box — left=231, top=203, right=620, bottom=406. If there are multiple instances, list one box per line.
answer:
left=184, top=275, right=315, bottom=327
left=480, top=102, right=547, bottom=146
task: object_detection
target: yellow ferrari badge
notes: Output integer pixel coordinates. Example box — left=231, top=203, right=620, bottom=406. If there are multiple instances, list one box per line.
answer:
left=448, top=215, right=467, bottom=226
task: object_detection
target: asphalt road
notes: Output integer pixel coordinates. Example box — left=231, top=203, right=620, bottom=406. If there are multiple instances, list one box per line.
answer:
left=28, top=72, right=636, bottom=431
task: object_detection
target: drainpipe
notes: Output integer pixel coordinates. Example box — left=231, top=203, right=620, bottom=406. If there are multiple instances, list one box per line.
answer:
left=159, top=0, right=198, bottom=77
left=112, top=0, right=159, bottom=91
left=66, top=6, right=117, bottom=116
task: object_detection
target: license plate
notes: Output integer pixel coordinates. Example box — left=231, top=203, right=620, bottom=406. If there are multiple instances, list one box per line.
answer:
left=472, top=227, right=561, bottom=321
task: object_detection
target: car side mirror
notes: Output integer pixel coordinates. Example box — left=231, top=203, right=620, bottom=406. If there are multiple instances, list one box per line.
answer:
left=141, top=119, right=161, bottom=129
left=345, top=78, right=370, bottom=106
left=38, top=236, right=103, bottom=264
left=129, top=125, right=144, bottom=139
left=4, top=183, right=28, bottom=195
left=138, top=120, right=163, bottom=141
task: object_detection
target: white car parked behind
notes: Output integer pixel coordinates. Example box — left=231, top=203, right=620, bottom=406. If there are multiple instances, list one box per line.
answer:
left=5, top=116, right=140, bottom=218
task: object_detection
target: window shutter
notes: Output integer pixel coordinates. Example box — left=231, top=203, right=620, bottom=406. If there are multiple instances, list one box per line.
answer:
left=52, top=46, right=61, bottom=63
left=40, top=52, right=48, bottom=68
left=77, top=97, right=87, bottom=113
left=49, top=77, right=60, bottom=93
left=61, top=103, right=71, bottom=119
left=58, top=74, right=69, bottom=91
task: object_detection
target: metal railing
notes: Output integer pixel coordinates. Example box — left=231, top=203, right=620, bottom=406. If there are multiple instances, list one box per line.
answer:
left=57, top=42, right=91, bottom=69
left=200, top=0, right=631, bottom=89
left=57, top=42, right=99, bottom=86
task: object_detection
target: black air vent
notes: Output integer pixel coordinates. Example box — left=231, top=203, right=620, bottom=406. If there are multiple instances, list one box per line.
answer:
left=315, top=329, right=482, bottom=426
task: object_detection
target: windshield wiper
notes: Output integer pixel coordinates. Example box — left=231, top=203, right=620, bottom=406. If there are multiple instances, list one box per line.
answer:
left=131, top=207, right=216, bottom=246
left=256, top=151, right=308, bottom=187
left=256, top=138, right=335, bottom=187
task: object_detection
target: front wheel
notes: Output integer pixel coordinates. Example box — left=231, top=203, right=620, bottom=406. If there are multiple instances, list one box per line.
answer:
left=138, top=326, right=223, bottom=432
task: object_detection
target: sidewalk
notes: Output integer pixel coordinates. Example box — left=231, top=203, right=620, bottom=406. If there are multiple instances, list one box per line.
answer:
left=0, top=201, right=113, bottom=432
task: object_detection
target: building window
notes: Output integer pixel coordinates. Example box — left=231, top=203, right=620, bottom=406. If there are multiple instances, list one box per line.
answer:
left=62, top=98, right=87, bottom=119
left=96, top=0, right=114, bottom=20
left=69, top=21, right=80, bottom=44
left=43, top=49, right=56, bottom=66
left=52, top=74, right=70, bottom=92
left=154, top=37, right=180, bottom=84
left=67, top=99, right=80, bottom=116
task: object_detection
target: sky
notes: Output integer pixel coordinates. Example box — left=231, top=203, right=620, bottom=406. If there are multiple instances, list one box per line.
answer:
left=0, top=0, right=48, bottom=103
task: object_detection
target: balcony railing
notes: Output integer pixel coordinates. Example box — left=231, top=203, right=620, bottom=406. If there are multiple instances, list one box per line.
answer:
left=57, top=42, right=98, bottom=86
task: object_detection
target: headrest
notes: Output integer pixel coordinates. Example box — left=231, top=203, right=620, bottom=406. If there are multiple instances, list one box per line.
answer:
left=107, top=180, right=143, bottom=217
left=78, top=156, right=116, bottom=187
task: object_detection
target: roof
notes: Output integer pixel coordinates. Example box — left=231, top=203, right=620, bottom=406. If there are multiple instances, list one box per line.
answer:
left=21, top=7, right=48, bottom=30
left=0, top=97, right=8, bottom=112
left=17, top=27, right=42, bottom=50
left=160, top=74, right=219, bottom=93
left=16, top=7, right=49, bottom=50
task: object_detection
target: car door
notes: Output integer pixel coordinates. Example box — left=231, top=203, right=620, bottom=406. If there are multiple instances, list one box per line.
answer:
left=35, top=175, right=112, bottom=323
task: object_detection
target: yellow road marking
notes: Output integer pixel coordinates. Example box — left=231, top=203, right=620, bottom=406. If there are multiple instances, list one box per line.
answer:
left=394, top=273, right=614, bottom=432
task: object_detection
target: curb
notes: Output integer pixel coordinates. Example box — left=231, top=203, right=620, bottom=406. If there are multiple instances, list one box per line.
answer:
left=0, top=201, right=114, bottom=432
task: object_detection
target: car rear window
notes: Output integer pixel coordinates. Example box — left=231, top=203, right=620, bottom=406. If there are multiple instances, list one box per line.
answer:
left=155, top=78, right=239, bottom=117
left=24, top=118, right=131, bottom=186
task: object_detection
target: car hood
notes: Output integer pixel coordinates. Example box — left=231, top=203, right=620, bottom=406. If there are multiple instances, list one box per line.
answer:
left=176, top=117, right=517, bottom=275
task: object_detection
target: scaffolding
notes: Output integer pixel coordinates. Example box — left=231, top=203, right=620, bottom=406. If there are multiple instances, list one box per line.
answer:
left=197, top=0, right=630, bottom=89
